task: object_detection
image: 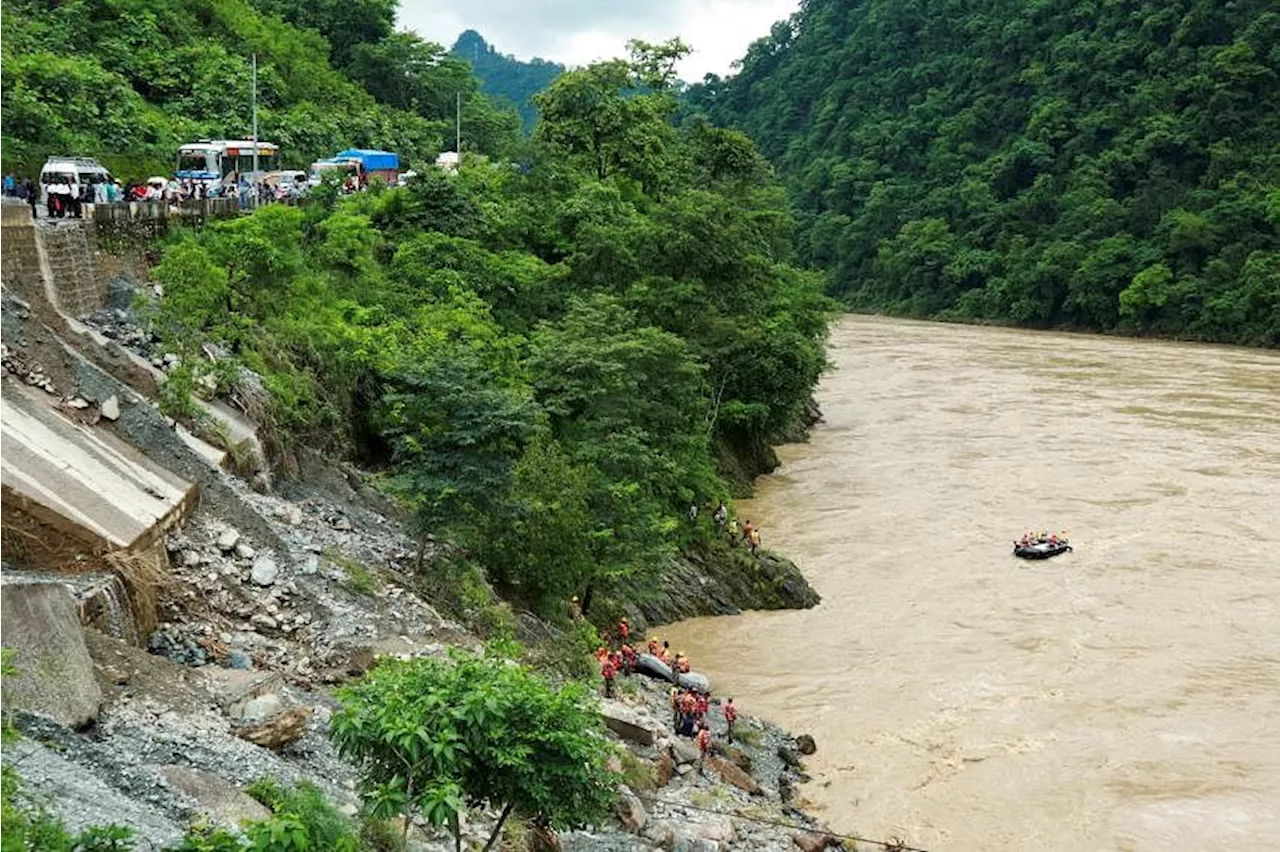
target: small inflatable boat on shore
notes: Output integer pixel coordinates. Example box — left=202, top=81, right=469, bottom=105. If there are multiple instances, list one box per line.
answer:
left=1013, top=541, right=1072, bottom=560
left=633, top=653, right=711, bottom=694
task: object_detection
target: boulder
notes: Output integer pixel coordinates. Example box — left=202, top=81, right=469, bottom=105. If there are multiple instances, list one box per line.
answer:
left=233, top=706, right=312, bottom=751
left=792, top=831, right=836, bottom=851
left=0, top=582, right=102, bottom=727
left=656, top=750, right=675, bottom=786
left=216, top=529, right=241, bottom=551
left=615, top=785, right=647, bottom=834
left=796, top=734, right=817, bottom=755
left=644, top=820, right=677, bottom=849
left=234, top=542, right=256, bottom=560
left=670, top=738, right=701, bottom=766
left=100, top=395, right=120, bottom=420
left=691, top=841, right=720, bottom=852
left=250, top=555, right=279, bottom=586
left=159, top=766, right=271, bottom=826
left=239, top=694, right=284, bottom=722
left=716, top=743, right=752, bottom=772
left=704, top=755, right=759, bottom=794
left=695, top=817, right=736, bottom=845
left=778, top=744, right=803, bottom=768
left=599, top=699, right=661, bottom=746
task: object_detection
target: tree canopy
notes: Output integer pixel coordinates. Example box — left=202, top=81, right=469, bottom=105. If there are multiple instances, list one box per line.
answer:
left=332, top=651, right=617, bottom=849
left=0, top=0, right=521, bottom=175
left=686, top=0, right=1280, bottom=345
left=452, top=30, right=565, bottom=134
left=141, top=45, right=832, bottom=619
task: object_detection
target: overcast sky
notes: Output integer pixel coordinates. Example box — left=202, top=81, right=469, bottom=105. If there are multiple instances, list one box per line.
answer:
left=398, top=0, right=800, bottom=81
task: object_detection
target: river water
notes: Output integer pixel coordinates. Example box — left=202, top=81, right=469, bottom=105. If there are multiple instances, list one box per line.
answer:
left=662, top=316, right=1280, bottom=851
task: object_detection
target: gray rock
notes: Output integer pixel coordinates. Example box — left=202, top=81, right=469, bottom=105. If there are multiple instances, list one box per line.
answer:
left=228, top=650, right=253, bottom=670
left=67, top=396, right=90, bottom=409
left=216, top=529, right=241, bottom=551
left=301, top=555, right=320, bottom=575
left=671, top=739, right=701, bottom=766
left=250, top=613, right=278, bottom=630
left=99, top=394, right=120, bottom=420
left=182, top=550, right=202, bottom=567
left=0, top=582, right=103, bottom=727
left=615, top=785, right=647, bottom=834
left=240, top=694, right=285, bottom=722
left=796, top=734, right=816, bottom=755
left=250, top=555, right=278, bottom=586
left=599, top=699, right=661, bottom=746
left=234, top=542, right=256, bottom=560
left=159, top=765, right=271, bottom=826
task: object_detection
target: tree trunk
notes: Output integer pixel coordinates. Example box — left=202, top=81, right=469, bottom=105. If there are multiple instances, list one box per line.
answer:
left=482, top=802, right=515, bottom=852
left=580, top=579, right=595, bottom=617
left=454, top=814, right=462, bottom=852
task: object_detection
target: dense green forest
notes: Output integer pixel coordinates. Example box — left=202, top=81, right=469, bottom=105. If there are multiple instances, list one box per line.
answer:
left=453, top=30, right=565, bottom=133
left=687, top=0, right=1280, bottom=345
left=144, top=38, right=831, bottom=618
left=0, top=0, right=521, bottom=174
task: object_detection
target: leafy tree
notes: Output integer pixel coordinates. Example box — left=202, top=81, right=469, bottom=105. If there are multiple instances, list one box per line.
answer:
left=689, top=0, right=1280, bottom=345
left=331, top=651, right=617, bottom=851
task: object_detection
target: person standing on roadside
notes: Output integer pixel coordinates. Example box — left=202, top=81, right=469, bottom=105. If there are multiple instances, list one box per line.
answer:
left=19, top=178, right=36, bottom=219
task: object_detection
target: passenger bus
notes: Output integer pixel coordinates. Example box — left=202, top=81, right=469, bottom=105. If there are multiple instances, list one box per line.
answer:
left=175, top=140, right=280, bottom=188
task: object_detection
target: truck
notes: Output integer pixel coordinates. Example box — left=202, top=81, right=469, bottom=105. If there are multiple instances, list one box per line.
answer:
left=308, top=149, right=399, bottom=189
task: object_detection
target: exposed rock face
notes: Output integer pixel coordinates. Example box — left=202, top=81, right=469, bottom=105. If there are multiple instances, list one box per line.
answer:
left=622, top=545, right=820, bottom=629
left=1, top=582, right=103, bottom=727
left=159, top=765, right=272, bottom=826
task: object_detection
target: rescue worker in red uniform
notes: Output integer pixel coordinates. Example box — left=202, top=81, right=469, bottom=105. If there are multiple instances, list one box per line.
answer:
left=601, top=656, right=617, bottom=698
left=618, top=617, right=630, bottom=643
left=620, top=643, right=637, bottom=675
left=723, top=697, right=738, bottom=743
left=697, top=722, right=711, bottom=769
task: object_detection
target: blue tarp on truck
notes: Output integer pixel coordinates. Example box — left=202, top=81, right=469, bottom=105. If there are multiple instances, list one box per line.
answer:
left=334, top=149, right=399, bottom=172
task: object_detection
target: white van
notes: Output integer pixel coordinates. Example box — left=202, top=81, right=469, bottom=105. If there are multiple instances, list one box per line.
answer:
left=40, top=157, right=113, bottom=200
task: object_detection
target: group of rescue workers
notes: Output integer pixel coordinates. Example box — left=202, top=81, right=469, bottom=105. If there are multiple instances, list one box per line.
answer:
left=1018, top=529, right=1069, bottom=546
left=596, top=617, right=740, bottom=768
left=690, top=498, right=763, bottom=554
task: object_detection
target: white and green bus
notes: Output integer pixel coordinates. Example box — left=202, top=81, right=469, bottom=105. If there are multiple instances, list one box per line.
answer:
left=175, top=139, right=280, bottom=189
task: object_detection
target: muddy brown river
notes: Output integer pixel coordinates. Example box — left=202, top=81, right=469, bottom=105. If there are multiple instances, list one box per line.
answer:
left=663, top=316, right=1280, bottom=851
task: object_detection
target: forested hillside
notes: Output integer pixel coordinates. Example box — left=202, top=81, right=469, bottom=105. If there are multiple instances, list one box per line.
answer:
left=453, top=29, right=565, bottom=133
left=0, top=0, right=520, bottom=174
left=142, top=39, right=831, bottom=618
left=688, top=0, right=1280, bottom=344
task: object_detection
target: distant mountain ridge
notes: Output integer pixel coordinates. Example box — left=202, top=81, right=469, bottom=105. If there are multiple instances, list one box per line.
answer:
left=452, top=30, right=565, bottom=133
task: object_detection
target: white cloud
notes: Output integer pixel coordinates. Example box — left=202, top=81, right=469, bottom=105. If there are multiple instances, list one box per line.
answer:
left=397, top=0, right=799, bottom=80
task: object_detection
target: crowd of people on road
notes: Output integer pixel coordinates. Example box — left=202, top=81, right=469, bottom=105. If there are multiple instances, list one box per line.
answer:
left=2, top=169, right=309, bottom=221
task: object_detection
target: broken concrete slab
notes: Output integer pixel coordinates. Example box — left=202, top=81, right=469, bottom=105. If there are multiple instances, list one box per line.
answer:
left=1, top=381, right=196, bottom=559
left=0, top=581, right=103, bottom=727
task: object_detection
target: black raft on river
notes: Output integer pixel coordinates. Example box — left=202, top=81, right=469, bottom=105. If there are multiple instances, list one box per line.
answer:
left=634, top=653, right=711, bottom=694
left=1013, top=540, right=1073, bottom=560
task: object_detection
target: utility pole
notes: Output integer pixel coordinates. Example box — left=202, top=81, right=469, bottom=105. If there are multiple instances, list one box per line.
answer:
left=251, top=52, right=259, bottom=210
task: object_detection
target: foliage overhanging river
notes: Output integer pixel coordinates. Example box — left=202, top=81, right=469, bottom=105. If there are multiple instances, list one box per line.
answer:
left=663, top=315, right=1280, bottom=851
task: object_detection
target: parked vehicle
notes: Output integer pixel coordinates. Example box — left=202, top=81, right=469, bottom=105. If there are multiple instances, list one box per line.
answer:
left=308, top=149, right=400, bottom=189
left=265, top=170, right=307, bottom=194
left=39, top=157, right=112, bottom=201
left=175, top=140, right=280, bottom=189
